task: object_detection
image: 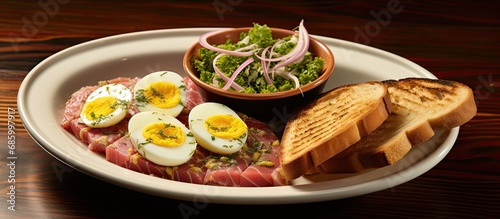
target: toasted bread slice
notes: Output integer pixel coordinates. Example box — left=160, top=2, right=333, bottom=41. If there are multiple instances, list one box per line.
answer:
left=279, top=81, right=392, bottom=182
left=314, top=78, right=477, bottom=173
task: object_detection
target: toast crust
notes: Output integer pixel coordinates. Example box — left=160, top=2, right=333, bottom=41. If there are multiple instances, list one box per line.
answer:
left=315, top=78, right=477, bottom=173
left=279, top=81, right=391, bottom=182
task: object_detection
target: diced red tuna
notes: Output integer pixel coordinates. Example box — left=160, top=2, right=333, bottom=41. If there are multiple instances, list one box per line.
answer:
left=203, top=152, right=252, bottom=186
left=105, top=135, right=137, bottom=167
left=239, top=166, right=274, bottom=186
left=106, top=136, right=170, bottom=177
left=127, top=154, right=172, bottom=179
left=106, top=136, right=172, bottom=178
left=61, top=85, right=98, bottom=131
left=271, top=169, right=287, bottom=186
left=106, top=136, right=209, bottom=184
left=201, top=115, right=286, bottom=187
left=169, top=148, right=209, bottom=184
left=103, top=77, right=140, bottom=88
left=181, top=76, right=206, bottom=115
left=239, top=116, right=286, bottom=186
left=127, top=148, right=209, bottom=184
left=69, top=118, right=129, bottom=154
left=240, top=150, right=286, bottom=186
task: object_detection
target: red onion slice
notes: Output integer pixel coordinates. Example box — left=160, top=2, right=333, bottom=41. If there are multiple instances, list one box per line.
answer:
left=199, top=30, right=256, bottom=57
left=271, top=20, right=309, bottom=72
left=212, top=53, right=244, bottom=91
left=260, top=47, right=274, bottom=85
left=276, top=69, right=300, bottom=89
left=222, top=58, right=254, bottom=90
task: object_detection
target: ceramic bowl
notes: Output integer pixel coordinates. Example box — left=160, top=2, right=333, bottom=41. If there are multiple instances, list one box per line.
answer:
left=183, top=27, right=335, bottom=122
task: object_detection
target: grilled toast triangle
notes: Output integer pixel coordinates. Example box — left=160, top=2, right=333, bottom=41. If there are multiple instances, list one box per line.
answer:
left=278, top=81, right=392, bottom=182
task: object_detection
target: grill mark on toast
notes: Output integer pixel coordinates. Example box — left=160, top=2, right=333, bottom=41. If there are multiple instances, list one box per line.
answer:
left=286, top=93, right=368, bottom=156
left=389, top=85, right=452, bottom=113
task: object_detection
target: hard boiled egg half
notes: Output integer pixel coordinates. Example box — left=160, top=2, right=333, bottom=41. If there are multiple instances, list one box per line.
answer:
left=133, top=71, right=186, bottom=117
left=128, top=111, right=197, bottom=166
left=80, top=83, right=132, bottom=128
left=189, top=102, right=248, bottom=154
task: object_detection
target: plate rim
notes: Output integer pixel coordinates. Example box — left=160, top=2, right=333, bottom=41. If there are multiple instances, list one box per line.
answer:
left=17, top=28, right=455, bottom=204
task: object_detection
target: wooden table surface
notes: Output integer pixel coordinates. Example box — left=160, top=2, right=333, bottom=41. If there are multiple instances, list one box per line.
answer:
left=1, top=0, right=499, bottom=218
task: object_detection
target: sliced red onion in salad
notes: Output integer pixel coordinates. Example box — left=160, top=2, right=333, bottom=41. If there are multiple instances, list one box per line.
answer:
left=212, top=53, right=244, bottom=91
left=270, top=21, right=310, bottom=73
left=222, top=57, right=254, bottom=90
left=260, top=46, right=274, bottom=86
left=199, top=31, right=258, bottom=57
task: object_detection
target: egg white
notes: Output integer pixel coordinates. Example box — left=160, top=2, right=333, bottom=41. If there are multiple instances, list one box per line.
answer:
left=133, top=71, right=186, bottom=117
left=80, top=83, right=132, bottom=128
left=128, top=111, right=197, bottom=166
left=188, top=102, right=248, bottom=154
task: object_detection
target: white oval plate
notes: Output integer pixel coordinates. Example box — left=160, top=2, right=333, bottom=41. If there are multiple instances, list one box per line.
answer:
left=18, top=28, right=458, bottom=204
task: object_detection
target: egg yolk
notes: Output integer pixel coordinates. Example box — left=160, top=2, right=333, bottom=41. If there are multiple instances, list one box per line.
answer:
left=143, top=81, right=180, bottom=109
left=82, top=96, right=118, bottom=121
left=142, top=122, right=186, bottom=147
left=204, top=114, right=247, bottom=139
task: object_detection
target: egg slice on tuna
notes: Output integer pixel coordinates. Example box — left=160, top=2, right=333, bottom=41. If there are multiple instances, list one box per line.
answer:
left=128, top=111, right=197, bottom=166
left=80, top=83, right=132, bottom=128
left=133, top=71, right=186, bottom=117
left=188, top=102, right=248, bottom=154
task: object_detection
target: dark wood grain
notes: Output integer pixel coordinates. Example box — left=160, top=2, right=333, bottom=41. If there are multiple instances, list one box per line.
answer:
left=1, top=0, right=499, bottom=218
